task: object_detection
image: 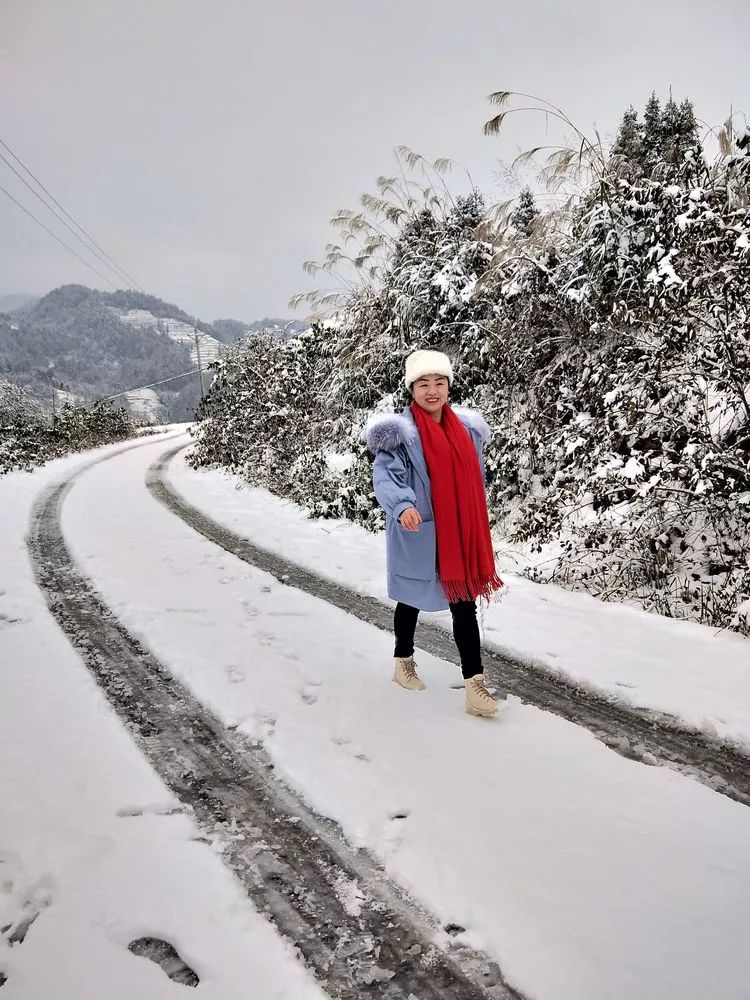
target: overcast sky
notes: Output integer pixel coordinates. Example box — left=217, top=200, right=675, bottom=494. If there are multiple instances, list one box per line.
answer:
left=1, top=0, right=748, bottom=322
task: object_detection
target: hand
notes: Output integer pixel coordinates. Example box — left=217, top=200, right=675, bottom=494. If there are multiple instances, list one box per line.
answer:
left=399, top=507, right=422, bottom=532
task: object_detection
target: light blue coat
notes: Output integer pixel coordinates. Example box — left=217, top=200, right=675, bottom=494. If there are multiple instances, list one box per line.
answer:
left=365, top=406, right=490, bottom=612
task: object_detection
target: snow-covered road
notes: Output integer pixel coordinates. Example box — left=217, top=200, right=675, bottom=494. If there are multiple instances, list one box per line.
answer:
left=3, top=430, right=750, bottom=1000
left=0, top=435, right=326, bottom=1000
left=28, top=442, right=502, bottom=999
left=166, top=442, right=750, bottom=752
left=150, top=440, right=750, bottom=804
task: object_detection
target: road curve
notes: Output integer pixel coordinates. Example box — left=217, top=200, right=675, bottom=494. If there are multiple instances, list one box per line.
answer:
left=26, top=438, right=520, bottom=1000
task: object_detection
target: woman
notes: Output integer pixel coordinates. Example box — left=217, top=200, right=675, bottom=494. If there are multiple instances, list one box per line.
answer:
left=365, top=349, right=503, bottom=718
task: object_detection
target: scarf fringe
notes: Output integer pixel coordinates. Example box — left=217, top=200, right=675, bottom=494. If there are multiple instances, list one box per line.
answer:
left=442, top=572, right=504, bottom=605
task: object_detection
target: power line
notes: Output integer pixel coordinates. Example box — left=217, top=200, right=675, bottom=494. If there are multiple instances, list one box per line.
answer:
left=0, top=181, right=119, bottom=289
left=0, top=137, right=146, bottom=293
left=42, top=368, right=203, bottom=412
left=98, top=367, right=202, bottom=403
left=0, top=148, right=141, bottom=291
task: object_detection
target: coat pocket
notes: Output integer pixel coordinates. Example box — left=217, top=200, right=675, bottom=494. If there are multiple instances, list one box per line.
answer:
left=388, top=518, right=437, bottom=581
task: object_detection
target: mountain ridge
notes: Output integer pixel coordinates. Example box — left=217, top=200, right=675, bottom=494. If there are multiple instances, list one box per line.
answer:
left=0, top=284, right=306, bottom=421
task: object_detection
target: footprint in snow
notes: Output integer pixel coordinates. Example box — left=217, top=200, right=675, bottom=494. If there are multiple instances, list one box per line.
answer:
left=128, top=937, right=199, bottom=988
left=225, top=665, right=245, bottom=684
left=331, top=735, right=370, bottom=763
left=0, top=879, right=53, bottom=947
left=380, top=810, right=410, bottom=855
left=244, top=713, right=277, bottom=744
left=300, top=677, right=324, bottom=704
left=0, top=613, right=24, bottom=628
left=444, top=922, right=467, bottom=937
left=263, top=713, right=277, bottom=735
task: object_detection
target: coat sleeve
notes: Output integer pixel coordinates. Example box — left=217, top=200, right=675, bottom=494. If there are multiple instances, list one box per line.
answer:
left=373, top=448, right=417, bottom=522
left=456, top=414, right=488, bottom=488
left=479, top=440, right=487, bottom=487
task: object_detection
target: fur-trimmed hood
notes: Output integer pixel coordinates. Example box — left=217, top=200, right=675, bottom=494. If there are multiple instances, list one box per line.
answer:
left=364, top=406, right=490, bottom=453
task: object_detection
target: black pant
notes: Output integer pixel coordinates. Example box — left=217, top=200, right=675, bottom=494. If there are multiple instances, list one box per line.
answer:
left=393, top=601, right=482, bottom=680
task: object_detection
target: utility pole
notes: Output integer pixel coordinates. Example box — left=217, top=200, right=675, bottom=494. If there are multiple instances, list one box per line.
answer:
left=193, top=326, right=205, bottom=400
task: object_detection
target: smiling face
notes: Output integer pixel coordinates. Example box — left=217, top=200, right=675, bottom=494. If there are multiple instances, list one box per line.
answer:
left=411, top=373, right=450, bottom=417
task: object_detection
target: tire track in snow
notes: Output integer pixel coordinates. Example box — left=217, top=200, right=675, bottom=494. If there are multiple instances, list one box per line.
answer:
left=26, top=440, right=520, bottom=1000
left=148, top=441, right=750, bottom=809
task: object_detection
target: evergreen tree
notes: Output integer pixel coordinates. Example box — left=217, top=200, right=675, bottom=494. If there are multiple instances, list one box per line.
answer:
left=611, top=105, right=643, bottom=167
left=677, top=98, right=700, bottom=157
left=641, top=92, right=663, bottom=172
left=660, top=95, right=682, bottom=164
left=511, top=187, right=539, bottom=235
left=660, top=94, right=699, bottom=167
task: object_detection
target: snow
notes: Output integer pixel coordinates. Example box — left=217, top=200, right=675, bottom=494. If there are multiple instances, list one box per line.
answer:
left=123, top=387, right=165, bottom=423
left=53, top=388, right=82, bottom=407
left=0, top=436, right=326, bottom=1000
left=54, top=433, right=750, bottom=1000
left=332, top=875, right=365, bottom=918
left=622, top=455, right=645, bottom=480
left=169, top=444, right=750, bottom=750
left=647, top=251, right=684, bottom=289
left=118, top=309, right=222, bottom=366
left=704, top=380, right=750, bottom=443
left=324, top=449, right=356, bottom=474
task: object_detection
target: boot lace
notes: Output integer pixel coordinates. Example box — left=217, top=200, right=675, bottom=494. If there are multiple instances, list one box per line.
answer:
left=471, top=676, right=495, bottom=702
left=402, top=658, right=418, bottom=680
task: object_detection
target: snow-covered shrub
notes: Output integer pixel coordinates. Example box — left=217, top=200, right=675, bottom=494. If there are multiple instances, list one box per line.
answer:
left=0, top=380, right=46, bottom=426
left=52, top=401, right=134, bottom=452
left=0, top=380, right=48, bottom=472
left=0, top=379, right=136, bottom=474
left=189, top=327, right=340, bottom=510
left=474, top=104, right=750, bottom=631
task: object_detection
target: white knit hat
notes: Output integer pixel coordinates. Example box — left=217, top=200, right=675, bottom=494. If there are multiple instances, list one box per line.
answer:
left=404, top=349, right=454, bottom=390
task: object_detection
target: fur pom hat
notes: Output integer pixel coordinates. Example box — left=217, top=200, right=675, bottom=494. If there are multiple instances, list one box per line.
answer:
left=404, top=350, right=454, bottom=390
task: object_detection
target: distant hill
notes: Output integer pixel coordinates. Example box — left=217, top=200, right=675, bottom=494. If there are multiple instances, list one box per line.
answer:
left=0, top=286, right=199, bottom=421
left=0, top=293, right=40, bottom=313
left=0, top=285, right=309, bottom=422
left=211, top=317, right=308, bottom=343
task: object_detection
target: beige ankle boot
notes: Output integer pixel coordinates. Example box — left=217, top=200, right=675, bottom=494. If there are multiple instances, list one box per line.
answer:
left=393, top=657, right=426, bottom=691
left=464, top=674, right=499, bottom=717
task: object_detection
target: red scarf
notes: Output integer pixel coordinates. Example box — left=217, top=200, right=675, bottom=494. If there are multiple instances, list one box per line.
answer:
left=411, top=402, right=503, bottom=603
